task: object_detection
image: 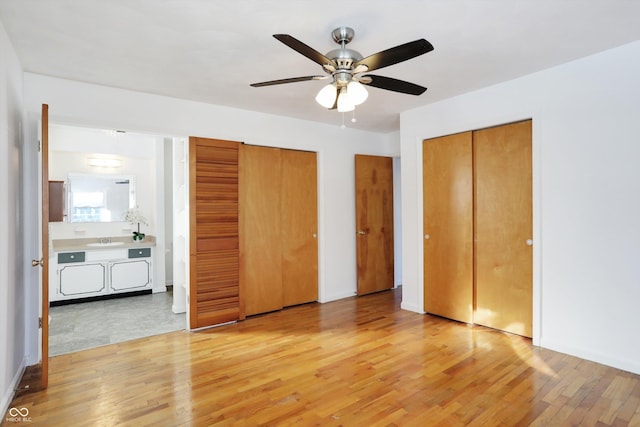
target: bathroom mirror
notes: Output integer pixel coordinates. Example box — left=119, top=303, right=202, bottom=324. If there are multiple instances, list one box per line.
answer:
left=67, top=173, right=136, bottom=223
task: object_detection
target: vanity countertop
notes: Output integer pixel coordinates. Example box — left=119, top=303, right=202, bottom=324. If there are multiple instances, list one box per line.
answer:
left=52, top=235, right=156, bottom=252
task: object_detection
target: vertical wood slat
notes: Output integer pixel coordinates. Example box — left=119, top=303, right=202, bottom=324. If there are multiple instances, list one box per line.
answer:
left=189, top=137, right=242, bottom=329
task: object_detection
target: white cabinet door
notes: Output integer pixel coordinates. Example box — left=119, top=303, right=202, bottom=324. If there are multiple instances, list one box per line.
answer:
left=59, top=263, right=107, bottom=297
left=110, top=260, right=151, bottom=291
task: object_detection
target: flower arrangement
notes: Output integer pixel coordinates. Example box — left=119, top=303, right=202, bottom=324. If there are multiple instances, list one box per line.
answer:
left=124, top=208, right=149, bottom=241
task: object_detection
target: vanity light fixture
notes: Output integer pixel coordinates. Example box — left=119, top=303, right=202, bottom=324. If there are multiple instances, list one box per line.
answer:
left=87, top=157, right=122, bottom=168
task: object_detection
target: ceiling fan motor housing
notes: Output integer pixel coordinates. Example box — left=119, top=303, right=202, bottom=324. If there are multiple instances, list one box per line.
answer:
left=326, top=48, right=362, bottom=70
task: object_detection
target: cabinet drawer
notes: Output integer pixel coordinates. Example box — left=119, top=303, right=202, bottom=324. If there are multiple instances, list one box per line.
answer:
left=128, top=248, right=151, bottom=258
left=58, top=252, right=86, bottom=264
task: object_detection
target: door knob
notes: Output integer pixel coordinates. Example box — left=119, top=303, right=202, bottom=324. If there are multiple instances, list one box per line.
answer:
left=357, top=230, right=366, bottom=235
left=424, top=234, right=430, bottom=240
left=31, top=258, right=44, bottom=268
left=526, top=239, right=533, bottom=246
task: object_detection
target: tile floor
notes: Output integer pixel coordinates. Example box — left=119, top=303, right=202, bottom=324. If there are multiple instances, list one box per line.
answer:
left=49, top=290, right=186, bottom=356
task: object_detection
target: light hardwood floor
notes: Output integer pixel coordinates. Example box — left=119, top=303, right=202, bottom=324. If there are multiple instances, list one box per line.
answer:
left=5, top=288, right=640, bottom=426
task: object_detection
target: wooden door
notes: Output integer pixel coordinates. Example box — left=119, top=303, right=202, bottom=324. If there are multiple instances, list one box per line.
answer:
left=240, top=145, right=283, bottom=316
left=281, top=149, right=318, bottom=306
left=423, top=132, right=474, bottom=323
left=355, top=155, right=394, bottom=295
left=474, top=120, right=533, bottom=337
left=40, top=104, right=50, bottom=388
left=189, top=137, right=242, bottom=329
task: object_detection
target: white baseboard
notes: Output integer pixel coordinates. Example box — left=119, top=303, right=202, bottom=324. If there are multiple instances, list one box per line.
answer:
left=540, top=339, right=640, bottom=376
left=319, top=291, right=356, bottom=303
left=400, top=301, right=424, bottom=314
left=171, top=304, right=186, bottom=314
left=1, top=357, right=26, bottom=420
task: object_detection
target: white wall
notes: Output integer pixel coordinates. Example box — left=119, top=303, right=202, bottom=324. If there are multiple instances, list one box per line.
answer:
left=400, top=40, right=640, bottom=375
left=21, top=72, right=396, bottom=354
left=0, top=19, right=26, bottom=417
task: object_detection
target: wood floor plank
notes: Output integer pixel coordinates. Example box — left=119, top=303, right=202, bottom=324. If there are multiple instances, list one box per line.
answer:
left=4, top=288, right=640, bottom=426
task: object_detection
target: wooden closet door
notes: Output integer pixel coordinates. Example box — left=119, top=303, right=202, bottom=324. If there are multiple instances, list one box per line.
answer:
left=189, top=137, right=242, bottom=329
left=281, top=149, right=318, bottom=306
left=240, top=145, right=283, bottom=316
left=474, top=120, right=533, bottom=337
left=423, top=132, right=474, bottom=323
left=355, top=154, right=394, bottom=295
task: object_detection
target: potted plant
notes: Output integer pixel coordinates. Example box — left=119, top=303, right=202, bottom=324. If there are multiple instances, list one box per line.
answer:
left=124, top=208, right=149, bottom=241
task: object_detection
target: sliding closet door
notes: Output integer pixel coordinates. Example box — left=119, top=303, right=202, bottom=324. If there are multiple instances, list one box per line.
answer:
left=189, top=137, right=242, bottom=329
left=423, top=132, right=474, bottom=323
left=240, top=145, right=283, bottom=316
left=474, top=120, right=533, bottom=337
left=281, top=149, right=318, bottom=307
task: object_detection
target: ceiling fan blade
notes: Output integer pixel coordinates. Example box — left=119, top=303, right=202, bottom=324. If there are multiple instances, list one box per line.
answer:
left=362, top=75, right=427, bottom=95
left=250, top=75, right=327, bottom=87
left=273, top=34, right=337, bottom=68
left=354, top=39, right=434, bottom=73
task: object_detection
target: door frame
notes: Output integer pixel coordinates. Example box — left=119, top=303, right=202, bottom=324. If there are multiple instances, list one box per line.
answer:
left=38, top=118, right=188, bottom=372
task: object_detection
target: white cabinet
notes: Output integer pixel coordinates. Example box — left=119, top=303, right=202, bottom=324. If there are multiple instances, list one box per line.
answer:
left=50, top=247, right=153, bottom=303
left=110, top=260, right=151, bottom=291
left=59, top=263, right=107, bottom=297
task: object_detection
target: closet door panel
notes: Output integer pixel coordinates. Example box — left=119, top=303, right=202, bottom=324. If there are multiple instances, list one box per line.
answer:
left=189, top=137, right=241, bottom=329
left=474, top=120, right=533, bottom=337
left=240, top=145, right=283, bottom=316
left=423, top=132, right=474, bottom=323
left=281, top=149, right=318, bottom=306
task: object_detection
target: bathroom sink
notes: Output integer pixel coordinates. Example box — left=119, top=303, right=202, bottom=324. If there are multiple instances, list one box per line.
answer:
left=87, top=241, right=125, bottom=247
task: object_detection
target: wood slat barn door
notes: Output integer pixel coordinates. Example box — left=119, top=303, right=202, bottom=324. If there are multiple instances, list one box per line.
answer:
left=355, top=154, right=394, bottom=295
left=281, top=149, right=318, bottom=307
left=474, top=120, right=533, bottom=337
left=189, top=137, right=243, bottom=329
left=423, top=132, right=474, bottom=323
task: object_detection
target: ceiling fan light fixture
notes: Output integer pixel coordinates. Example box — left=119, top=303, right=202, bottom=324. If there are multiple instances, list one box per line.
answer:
left=337, top=87, right=355, bottom=112
left=315, top=83, right=337, bottom=108
left=347, top=80, right=368, bottom=105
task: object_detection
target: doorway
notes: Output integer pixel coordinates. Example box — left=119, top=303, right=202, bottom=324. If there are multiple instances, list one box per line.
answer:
left=46, top=123, right=187, bottom=355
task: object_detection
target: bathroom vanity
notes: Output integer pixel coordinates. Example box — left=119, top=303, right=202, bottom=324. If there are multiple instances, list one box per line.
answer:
left=49, top=236, right=156, bottom=303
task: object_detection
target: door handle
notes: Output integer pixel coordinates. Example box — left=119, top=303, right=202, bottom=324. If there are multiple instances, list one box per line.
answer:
left=357, top=230, right=366, bottom=235
left=32, top=258, right=44, bottom=268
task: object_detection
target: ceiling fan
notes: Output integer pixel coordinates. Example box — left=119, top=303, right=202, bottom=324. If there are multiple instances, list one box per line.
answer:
left=250, top=27, right=434, bottom=112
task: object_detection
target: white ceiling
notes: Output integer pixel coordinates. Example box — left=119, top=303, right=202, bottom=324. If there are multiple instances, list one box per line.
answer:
left=2, top=0, right=640, bottom=133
